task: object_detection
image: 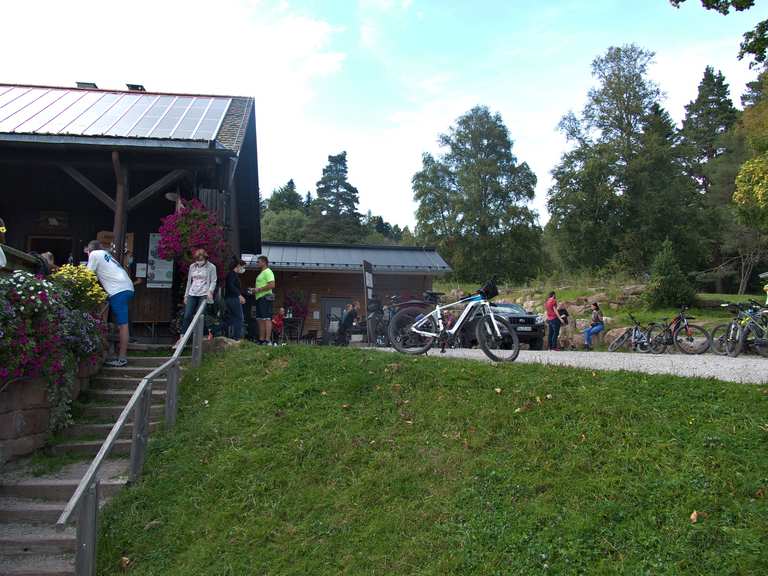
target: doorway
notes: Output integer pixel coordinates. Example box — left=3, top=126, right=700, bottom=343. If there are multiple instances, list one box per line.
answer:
left=27, top=236, right=72, bottom=267
left=320, top=297, right=352, bottom=342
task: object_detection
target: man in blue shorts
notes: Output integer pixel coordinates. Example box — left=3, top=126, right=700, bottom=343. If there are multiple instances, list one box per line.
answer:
left=85, top=240, right=134, bottom=367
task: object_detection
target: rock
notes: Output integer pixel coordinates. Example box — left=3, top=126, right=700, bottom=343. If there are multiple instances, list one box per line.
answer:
left=605, top=327, right=627, bottom=343
left=622, top=284, right=646, bottom=296
left=202, top=336, right=243, bottom=354
left=523, top=300, right=537, bottom=311
left=609, top=303, right=620, bottom=310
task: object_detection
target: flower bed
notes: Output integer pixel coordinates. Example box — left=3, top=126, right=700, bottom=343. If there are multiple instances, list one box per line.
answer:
left=0, top=267, right=107, bottom=461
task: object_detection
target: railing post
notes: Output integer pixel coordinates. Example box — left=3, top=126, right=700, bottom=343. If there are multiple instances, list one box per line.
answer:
left=164, top=362, right=180, bottom=429
left=192, top=309, right=204, bottom=368
left=129, top=383, right=151, bottom=483
left=75, top=479, right=99, bottom=576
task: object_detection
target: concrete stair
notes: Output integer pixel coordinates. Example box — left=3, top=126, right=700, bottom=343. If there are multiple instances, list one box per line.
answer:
left=0, top=358, right=175, bottom=575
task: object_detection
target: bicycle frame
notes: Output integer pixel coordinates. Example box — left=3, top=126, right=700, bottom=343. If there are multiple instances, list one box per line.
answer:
left=411, top=293, right=501, bottom=338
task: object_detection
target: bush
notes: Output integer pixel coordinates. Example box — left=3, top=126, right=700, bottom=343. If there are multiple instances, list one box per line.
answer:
left=51, top=264, right=106, bottom=311
left=644, top=240, right=695, bottom=308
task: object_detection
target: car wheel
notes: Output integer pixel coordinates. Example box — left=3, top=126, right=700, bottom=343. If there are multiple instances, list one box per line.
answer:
left=529, top=337, right=543, bottom=351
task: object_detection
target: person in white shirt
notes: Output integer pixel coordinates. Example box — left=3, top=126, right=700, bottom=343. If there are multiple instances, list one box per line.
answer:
left=85, top=240, right=134, bottom=367
left=174, top=248, right=217, bottom=348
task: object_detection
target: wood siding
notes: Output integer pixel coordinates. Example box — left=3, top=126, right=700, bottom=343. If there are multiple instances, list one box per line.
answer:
left=240, top=269, right=433, bottom=335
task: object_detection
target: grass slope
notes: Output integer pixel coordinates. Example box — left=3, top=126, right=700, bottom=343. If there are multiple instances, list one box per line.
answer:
left=97, top=346, right=768, bottom=575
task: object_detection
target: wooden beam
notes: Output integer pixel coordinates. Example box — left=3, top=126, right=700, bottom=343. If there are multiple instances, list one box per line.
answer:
left=59, top=165, right=116, bottom=211
left=112, top=151, right=128, bottom=264
left=127, top=169, right=188, bottom=212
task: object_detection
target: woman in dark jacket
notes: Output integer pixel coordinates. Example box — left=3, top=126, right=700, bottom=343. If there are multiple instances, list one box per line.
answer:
left=223, top=258, right=247, bottom=340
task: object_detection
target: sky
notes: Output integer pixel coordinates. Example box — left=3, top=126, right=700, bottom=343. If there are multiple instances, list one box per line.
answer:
left=2, top=0, right=767, bottom=229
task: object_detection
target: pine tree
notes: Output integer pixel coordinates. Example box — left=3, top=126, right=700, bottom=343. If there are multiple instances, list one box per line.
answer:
left=680, top=67, right=738, bottom=194
left=267, top=179, right=303, bottom=212
left=624, top=104, right=704, bottom=270
left=645, top=240, right=695, bottom=308
left=315, top=152, right=360, bottom=217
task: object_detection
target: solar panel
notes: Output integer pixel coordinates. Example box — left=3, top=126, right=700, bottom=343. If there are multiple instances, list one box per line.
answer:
left=127, top=95, right=174, bottom=137
left=0, top=90, right=65, bottom=132
left=0, top=85, right=238, bottom=144
left=170, top=97, right=211, bottom=138
left=83, top=93, right=141, bottom=135
left=14, top=90, right=85, bottom=133
left=41, top=91, right=103, bottom=134
left=192, top=98, right=231, bottom=140
left=149, top=96, right=194, bottom=138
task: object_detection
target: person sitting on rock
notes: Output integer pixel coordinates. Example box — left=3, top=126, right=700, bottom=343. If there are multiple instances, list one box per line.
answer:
left=583, top=302, right=604, bottom=351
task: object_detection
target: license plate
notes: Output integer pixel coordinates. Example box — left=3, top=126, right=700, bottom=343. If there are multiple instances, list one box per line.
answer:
left=516, top=326, right=533, bottom=332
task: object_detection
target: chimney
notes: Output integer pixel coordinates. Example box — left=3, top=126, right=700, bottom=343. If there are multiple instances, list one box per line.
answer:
left=76, top=82, right=98, bottom=89
left=126, top=83, right=146, bottom=92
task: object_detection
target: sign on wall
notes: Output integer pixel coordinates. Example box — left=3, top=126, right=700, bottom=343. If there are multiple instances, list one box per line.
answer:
left=147, top=233, right=173, bottom=288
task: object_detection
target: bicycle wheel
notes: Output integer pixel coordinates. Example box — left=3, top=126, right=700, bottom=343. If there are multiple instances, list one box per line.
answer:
left=608, top=329, right=631, bottom=352
left=725, top=321, right=743, bottom=357
left=709, top=323, right=729, bottom=355
left=646, top=324, right=668, bottom=354
left=752, top=324, right=768, bottom=358
left=388, top=306, right=436, bottom=355
left=673, top=324, right=711, bottom=355
left=740, top=324, right=768, bottom=358
left=476, top=315, right=520, bottom=362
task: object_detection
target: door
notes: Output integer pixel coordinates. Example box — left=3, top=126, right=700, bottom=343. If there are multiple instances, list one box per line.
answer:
left=320, top=297, right=352, bottom=341
left=27, top=236, right=72, bottom=267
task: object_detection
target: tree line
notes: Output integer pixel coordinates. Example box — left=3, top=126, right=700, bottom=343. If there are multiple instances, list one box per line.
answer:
left=262, top=1, right=768, bottom=291
left=261, top=152, right=417, bottom=246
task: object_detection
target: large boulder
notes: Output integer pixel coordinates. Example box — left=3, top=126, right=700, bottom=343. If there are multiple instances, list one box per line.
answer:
left=202, top=336, right=243, bottom=354
left=622, top=284, right=646, bottom=296
left=605, top=327, right=627, bottom=344
left=523, top=300, right=538, bottom=311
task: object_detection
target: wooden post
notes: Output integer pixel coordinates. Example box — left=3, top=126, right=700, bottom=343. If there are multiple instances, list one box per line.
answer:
left=192, top=314, right=204, bottom=368
left=129, top=384, right=151, bottom=483
left=75, top=479, right=99, bottom=576
left=164, top=363, right=180, bottom=428
left=111, top=151, right=128, bottom=263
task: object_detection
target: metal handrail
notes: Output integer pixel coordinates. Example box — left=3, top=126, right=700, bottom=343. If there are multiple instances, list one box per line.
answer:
left=56, top=300, right=208, bottom=575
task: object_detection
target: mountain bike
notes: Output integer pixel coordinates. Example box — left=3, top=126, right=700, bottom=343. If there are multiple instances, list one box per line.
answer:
left=608, top=313, right=652, bottom=353
left=366, top=295, right=400, bottom=347
left=726, top=300, right=768, bottom=358
left=388, top=279, right=520, bottom=362
left=646, top=306, right=711, bottom=355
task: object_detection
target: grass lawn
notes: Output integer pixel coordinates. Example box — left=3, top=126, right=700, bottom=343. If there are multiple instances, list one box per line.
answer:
left=97, top=346, right=768, bottom=575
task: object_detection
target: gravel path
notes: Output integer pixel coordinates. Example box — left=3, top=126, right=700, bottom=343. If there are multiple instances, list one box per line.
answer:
left=375, top=348, right=768, bottom=384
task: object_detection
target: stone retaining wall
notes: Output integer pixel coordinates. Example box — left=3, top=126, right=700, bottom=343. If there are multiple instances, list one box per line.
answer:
left=0, top=359, right=99, bottom=464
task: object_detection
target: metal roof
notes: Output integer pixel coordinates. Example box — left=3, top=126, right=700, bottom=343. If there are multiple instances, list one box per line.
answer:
left=0, top=84, right=253, bottom=152
left=244, top=242, right=451, bottom=275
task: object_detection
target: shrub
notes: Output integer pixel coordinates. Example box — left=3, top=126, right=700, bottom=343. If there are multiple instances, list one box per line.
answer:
left=644, top=240, right=695, bottom=309
left=0, top=271, right=106, bottom=431
left=51, top=264, right=107, bottom=311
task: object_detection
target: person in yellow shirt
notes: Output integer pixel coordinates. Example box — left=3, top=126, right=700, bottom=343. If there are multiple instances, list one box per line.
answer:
left=251, top=255, right=276, bottom=344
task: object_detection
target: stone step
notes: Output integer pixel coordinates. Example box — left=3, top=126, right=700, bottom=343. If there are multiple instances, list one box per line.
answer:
left=124, top=356, right=190, bottom=368
left=99, top=366, right=165, bottom=377
left=0, top=499, right=66, bottom=525
left=79, top=403, right=164, bottom=421
left=89, top=376, right=167, bottom=390
left=60, top=421, right=160, bottom=440
left=0, top=479, right=125, bottom=501
left=0, top=553, right=74, bottom=576
left=0, top=524, right=76, bottom=555
left=84, top=388, right=166, bottom=404
left=49, top=440, right=132, bottom=457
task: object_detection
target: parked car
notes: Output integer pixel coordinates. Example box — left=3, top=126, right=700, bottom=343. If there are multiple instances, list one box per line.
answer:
left=461, top=302, right=545, bottom=350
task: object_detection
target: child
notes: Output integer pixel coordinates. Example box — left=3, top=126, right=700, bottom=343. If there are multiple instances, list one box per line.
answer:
left=558, top=306, right=575, bottom=350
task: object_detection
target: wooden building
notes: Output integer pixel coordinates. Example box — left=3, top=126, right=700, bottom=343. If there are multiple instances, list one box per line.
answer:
left=0, top=82, right=260, bottom=332
left=243, top=242, right=451, bottom=339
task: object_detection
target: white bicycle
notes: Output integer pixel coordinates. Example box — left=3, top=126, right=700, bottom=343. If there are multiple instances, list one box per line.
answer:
left=387, top=279, right=520, bottom=362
